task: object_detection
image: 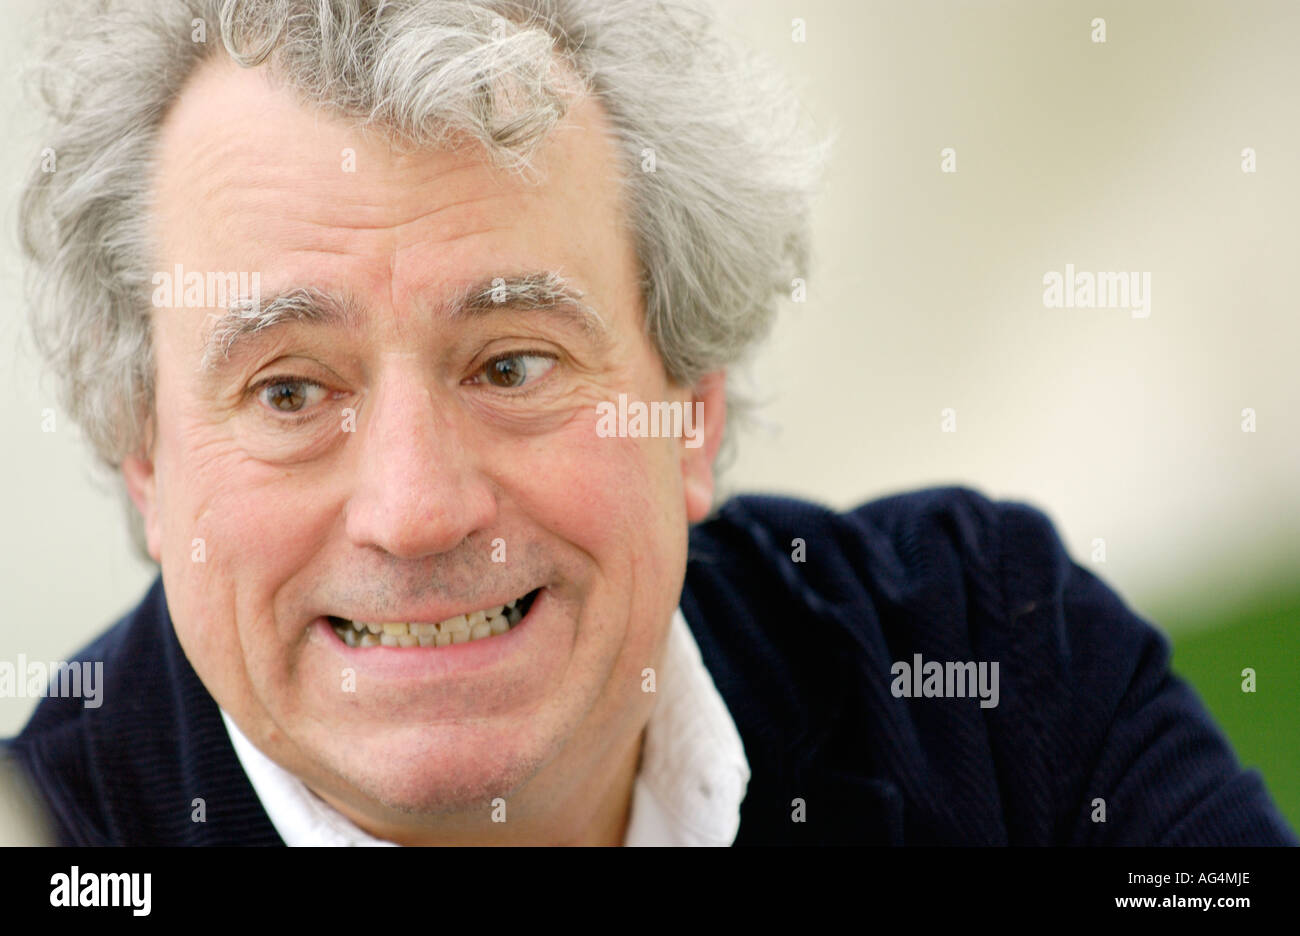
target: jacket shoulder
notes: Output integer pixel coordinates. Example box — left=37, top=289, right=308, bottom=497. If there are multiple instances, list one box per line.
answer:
left=689, top=484, right=1024, bottom=626
left=1, top=579, right=270, bottom=846
left=688, top=486, right=1297, bottom=845
left=4, top=611, right=143, bottom=845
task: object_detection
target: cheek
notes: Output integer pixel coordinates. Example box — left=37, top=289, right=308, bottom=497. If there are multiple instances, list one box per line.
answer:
left=493, top=405, right=687, bottom=604
left=489, top=412, right=685, bottom=712
left=160, top=441, right=327, bottom=567
left=153, top=414, right=337, bottom=663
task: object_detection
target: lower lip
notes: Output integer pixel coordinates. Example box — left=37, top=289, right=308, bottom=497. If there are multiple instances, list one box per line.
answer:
left=309, top=588, right=547, bottom=681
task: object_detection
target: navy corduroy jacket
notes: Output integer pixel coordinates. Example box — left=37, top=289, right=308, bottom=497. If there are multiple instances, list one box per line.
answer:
left=6, top=486, right=1296, bottom=845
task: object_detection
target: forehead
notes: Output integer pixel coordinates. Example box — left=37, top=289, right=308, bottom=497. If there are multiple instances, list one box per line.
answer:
left=149, top=55, right=632, bottom=323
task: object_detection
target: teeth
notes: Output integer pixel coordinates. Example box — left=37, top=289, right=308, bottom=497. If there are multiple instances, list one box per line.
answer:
left=441, top=615, right=469, bottom=636
left=335, top=591, right=536, bottom=649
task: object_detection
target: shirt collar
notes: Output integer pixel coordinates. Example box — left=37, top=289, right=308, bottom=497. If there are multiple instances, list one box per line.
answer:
left=221, top=606, right=749, bottom=845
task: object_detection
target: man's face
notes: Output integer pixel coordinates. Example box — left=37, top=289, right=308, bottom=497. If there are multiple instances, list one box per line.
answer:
left=125, top=57, right=723, bottom=839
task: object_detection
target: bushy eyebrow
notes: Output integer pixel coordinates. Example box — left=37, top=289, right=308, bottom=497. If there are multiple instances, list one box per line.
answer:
left=198, top=271, right=607, bottom=374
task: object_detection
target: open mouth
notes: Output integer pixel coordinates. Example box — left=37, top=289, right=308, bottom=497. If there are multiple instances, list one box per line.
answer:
left=327, top=588, right=542, bottom=648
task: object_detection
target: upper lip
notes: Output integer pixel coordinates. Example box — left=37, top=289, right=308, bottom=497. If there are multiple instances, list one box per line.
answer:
left=326, top=586, right=539, bottom=624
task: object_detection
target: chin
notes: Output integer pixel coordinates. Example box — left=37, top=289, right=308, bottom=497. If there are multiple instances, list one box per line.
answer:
left=319, top=721, right=556, bottom=818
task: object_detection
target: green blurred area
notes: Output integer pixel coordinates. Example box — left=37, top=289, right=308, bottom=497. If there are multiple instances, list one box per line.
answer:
left=1160, top=586, right=1300, bottom=836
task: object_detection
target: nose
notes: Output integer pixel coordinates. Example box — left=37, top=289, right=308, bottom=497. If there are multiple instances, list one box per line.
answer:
left=344, top=366, right=497, bottom=560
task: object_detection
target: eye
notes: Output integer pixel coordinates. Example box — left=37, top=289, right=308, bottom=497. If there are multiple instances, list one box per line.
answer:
left=254, top=378, right=328, bottom=414
left=473, top=352, right=556, bottom=390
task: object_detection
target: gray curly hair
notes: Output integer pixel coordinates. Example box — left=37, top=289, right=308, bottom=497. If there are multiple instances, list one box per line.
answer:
left=19, top=0, right=824, bottom=560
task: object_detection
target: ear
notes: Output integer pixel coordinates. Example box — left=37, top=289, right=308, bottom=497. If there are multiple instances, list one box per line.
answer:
left=122, top=450, right=162, bottom=563
left=680, top=369, right=727, bottom=524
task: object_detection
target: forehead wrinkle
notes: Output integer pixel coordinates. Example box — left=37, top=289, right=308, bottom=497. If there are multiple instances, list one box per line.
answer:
left=276, top=191, right=515, bottom=235
left=200, top=122, right=531, bottom=235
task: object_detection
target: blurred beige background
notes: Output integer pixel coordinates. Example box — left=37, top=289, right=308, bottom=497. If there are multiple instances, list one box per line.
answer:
left=2, top=0, right=1298, bottom=737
